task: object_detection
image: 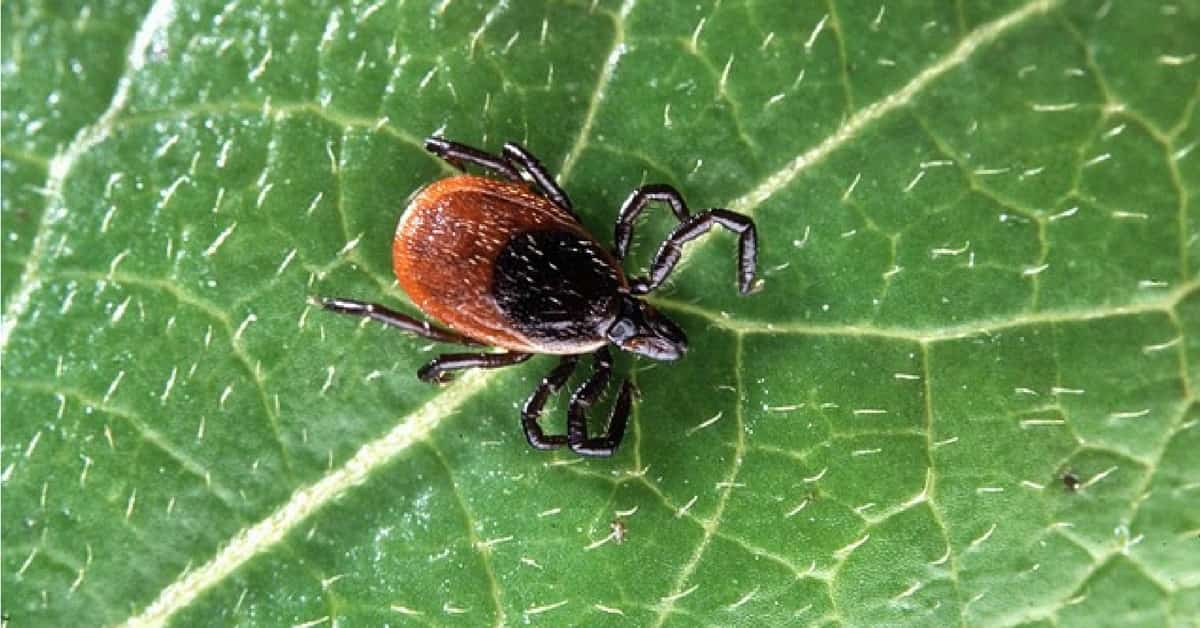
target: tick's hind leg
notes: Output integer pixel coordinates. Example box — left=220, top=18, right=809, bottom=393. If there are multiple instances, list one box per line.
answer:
left=502, top=142, right=574, bottom=213
left=321, top=298, right=482, bottom=346
left=418, top=351, right=532, bottom=384
left=566, top=347, right=635, bottom=457
left=424, top=137, right=522, bottom=182
left=425, top=137, right=578, bottom=218
left=520, top=356, right=580, bottom=450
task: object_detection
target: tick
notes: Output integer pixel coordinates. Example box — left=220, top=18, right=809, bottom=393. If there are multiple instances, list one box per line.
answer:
left=322, top=136, right=759, bottom=457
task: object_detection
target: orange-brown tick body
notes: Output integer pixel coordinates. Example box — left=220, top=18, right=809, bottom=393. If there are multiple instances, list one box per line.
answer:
left=395, top=176, right=626, bottom=355
left=323, top=136, right=759, bottom=457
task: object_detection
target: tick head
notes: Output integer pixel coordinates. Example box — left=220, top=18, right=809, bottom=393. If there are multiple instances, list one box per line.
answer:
left=606, top=295, right=687, bottom=361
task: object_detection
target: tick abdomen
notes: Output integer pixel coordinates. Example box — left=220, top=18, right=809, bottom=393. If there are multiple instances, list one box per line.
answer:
left=394, top=176, right=624, bottom=353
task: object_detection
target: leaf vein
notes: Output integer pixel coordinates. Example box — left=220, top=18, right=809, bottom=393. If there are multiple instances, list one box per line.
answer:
left=120, top=369, right=502, bottom=627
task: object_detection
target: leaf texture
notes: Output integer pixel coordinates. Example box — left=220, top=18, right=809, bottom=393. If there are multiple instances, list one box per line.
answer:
left=2, top=1, right=1198, bottom=626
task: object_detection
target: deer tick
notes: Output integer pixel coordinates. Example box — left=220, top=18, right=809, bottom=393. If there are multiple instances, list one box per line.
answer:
left=323, top=137, right=759, bottom=457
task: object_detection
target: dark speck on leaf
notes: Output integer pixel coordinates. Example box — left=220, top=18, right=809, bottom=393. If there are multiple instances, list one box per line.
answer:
left=1062, top=471, right=1081, bottom=492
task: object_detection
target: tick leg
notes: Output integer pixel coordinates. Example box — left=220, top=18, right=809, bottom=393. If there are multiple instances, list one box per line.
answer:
left=502, top=142, right=575, bottom=214
left=520, top=355, right=580, bottom=450
left=424, top=137, right=521, bottom=182
left=573, top=378, right=634, bottom=458
left=613, top=184, right=692, bottom=260
left=630, top=209, right=759, bottom=296
left=566, top=347, right=633, bottom=457
left=418, top=351, right=532, bottom=384
left=321, top=298, right=482, bottom=346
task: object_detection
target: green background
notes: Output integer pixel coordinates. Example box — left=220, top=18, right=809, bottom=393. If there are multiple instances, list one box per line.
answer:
left=3, top=0, right=1198, bottom=626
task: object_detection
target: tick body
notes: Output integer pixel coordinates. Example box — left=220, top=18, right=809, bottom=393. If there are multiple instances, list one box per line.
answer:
left=395, top=176, right=624, bottom=355
left=323, top=137, right=759, bottom=457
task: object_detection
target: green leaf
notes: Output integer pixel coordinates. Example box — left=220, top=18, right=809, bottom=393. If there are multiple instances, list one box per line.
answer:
left=3, top=0, right=1198, bottom=626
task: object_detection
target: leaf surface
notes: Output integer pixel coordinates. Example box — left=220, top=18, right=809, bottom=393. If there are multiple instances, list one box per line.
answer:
left=3, top=1, right=1198, bottom=626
